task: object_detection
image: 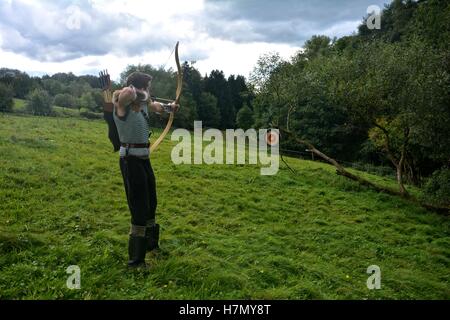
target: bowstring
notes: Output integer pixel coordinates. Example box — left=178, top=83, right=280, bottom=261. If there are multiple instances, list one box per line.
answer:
left=153, top=44, right=176, bottom=98
left=161, top=45, right=176, bottom=71
left=153, top=44, right=176, bottom=129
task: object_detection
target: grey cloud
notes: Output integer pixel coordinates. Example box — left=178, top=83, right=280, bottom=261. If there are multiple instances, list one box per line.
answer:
left=0, top=0, right=175, bottom=62
left=202, top=0, right=391, bottom=45
left=181, top=46, right=211, bottom=62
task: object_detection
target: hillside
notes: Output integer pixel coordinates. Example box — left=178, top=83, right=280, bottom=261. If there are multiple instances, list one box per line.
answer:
left=0, top=114, right=448, bottom=299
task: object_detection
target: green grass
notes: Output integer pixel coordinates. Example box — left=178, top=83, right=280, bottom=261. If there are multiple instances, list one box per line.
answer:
left=0, top=114, right=449, bottom=300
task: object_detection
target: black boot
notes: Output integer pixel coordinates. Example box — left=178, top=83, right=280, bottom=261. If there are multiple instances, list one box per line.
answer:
left=145, top=223, right=160, bottom=252
left=128, top=235, right=148, bottom=268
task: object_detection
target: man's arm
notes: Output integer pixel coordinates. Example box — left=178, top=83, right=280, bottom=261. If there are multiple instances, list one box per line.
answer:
left=113, top=87, right=137, bottom=117
left=99, top=70, right=113, bottom=110
left=149, top=101, right=179, bottom=114
left=149, top=101, right=164, bottom=114
left=99, top=70, right=120, bottom=152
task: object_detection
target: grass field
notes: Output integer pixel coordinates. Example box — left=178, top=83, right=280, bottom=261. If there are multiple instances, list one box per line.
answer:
left=0, top=113, right=449, bottom=299
left=12, top=98, right=101, bottom=119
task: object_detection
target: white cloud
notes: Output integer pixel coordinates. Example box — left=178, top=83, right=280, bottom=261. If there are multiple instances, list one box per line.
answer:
left=320, top=20, right=361, bottom=39
left=193, top=39, right=300, bottom=79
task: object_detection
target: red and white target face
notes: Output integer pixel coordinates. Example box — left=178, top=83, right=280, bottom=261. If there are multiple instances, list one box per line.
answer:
left=265, top=131, right=279, bottom=146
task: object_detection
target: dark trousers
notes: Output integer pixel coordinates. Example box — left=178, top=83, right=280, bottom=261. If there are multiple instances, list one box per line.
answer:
left=119, top=156, right=157, bottom=226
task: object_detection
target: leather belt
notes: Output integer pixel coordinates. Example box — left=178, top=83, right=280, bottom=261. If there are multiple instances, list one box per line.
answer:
left=121, top=143, right=150, bottom=148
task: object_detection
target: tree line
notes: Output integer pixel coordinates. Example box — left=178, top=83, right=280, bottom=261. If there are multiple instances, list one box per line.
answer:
left=0, top=62, right=255, bottom=128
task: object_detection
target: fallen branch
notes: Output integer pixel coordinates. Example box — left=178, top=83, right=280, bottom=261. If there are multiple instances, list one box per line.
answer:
left=280, top=153, right=297, bottom=175
left=280, top=129, right=449, bottom=215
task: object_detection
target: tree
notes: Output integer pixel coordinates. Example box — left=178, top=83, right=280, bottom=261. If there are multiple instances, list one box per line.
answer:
left=77, top=92, right=98, bottom=112
left=412, top=0, right=450, bottom=51
left=328, top=39, right=449, bottom=194
left=79, top=75, right=103, bottom=89
left=26, top=89, right=52, bottom=115
left=183, top=62, right=203, bottom=104
left=250, top=49, right=366, bottom=160
left=120, top=64, right=175, bottom=100
left=198, top=92, right=220, bottom=128
left=204, top=70, right=235, bottom=129
left=303, top=35, right=332, bottom=59
left=0, top=83, right=14, bottom=112
left=0, top=68, right=34, bottom=99
left=45, top=72, right=78, bottom=85
left=236, top=104, right=254, bottom=130
left=68, top=81, right=92, bottom=98
left=357, top=0, right=418, bottom=43
left=91, top=90, right=104, bottom=112
left=228, top=75, right=252, bottom=113
left=41, top=79, right=63, bottom=96
left=249, top=52, right=292, bottom=130
left=250, top=52, right=284, bottom=92
left=173, top=92, right=198, bottom=130
left=53, top=93, right=76, bottom=109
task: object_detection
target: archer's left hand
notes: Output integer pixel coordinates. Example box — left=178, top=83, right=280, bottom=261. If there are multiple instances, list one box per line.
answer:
left=169, top=102, right=180, bottom=113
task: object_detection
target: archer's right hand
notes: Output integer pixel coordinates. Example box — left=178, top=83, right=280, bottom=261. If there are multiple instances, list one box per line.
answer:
left=113, top=87, right=137, bottom=109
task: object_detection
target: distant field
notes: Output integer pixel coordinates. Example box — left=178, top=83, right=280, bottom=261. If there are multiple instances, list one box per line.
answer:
left=0, top=114, right=449, bottom=299
left=12, top=98, right=101, bottom=118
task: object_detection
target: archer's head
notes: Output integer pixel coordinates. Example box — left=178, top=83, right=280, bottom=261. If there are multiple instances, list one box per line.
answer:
left=126, top=72, right=152, bottom=89
left=126, top=71, right=153, bottom=101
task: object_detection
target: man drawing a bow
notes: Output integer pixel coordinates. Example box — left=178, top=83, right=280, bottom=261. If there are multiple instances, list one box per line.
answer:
left=100, top=70, right=179, bottom=268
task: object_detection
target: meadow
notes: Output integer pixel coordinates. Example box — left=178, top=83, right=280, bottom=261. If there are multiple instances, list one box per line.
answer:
left=0, top=113, right=448, bottom=299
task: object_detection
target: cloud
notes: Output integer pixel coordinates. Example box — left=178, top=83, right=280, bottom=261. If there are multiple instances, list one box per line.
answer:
left=0, top=0, right=177, bottom=62
left=201, top=0, right=390, bottom=45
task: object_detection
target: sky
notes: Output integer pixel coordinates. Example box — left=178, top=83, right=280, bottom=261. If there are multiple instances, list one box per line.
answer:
left=0, top=0, right=391, bottom=81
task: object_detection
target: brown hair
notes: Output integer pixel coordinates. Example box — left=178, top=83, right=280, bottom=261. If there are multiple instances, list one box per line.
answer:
left=126, top=72, right=153, bottom=90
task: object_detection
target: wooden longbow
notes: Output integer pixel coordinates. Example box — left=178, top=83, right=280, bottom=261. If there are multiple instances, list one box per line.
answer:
left=150, top=41, right=183, bottom=153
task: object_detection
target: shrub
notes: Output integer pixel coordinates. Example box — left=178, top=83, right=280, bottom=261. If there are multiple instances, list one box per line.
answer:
left=77, top=92, right=98, bottom=112
left=53, top=93, right=76, bottom=109
left=422, top=168, right=450, bottom=207
left=26, top=89, right=53, bottom=115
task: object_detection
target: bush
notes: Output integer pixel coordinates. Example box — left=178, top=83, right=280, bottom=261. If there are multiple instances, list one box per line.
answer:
left=422, top=168, right=450, bottom=207
left=53, top=93, right=76, bottom=109
left=0, top=83, right=14, bottom=112
left=77, top=92, right=99, bottom=112
left=26, top=89, right=53, bottom=115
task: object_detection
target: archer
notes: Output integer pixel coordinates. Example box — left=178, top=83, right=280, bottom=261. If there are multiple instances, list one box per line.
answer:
left=99, top=70, right=179, bottom=268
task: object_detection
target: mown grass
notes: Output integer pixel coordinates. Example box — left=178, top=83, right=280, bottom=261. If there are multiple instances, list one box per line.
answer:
left=0, top=114, right=449, bottom=300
